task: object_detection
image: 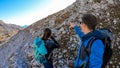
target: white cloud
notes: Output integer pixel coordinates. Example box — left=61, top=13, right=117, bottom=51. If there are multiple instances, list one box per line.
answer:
left=5, top=0, right=75, bottom=26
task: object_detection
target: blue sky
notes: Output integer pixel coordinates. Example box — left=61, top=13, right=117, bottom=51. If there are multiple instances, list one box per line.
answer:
left=0, top=0, right=75, bottom=26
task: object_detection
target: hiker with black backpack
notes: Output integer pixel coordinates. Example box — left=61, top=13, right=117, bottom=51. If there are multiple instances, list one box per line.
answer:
left=33, top=28, right=60, bottom=68
left=69, top=14, right=113, bottom=68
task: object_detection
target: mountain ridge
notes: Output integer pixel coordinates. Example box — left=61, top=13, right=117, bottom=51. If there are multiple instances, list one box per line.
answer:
left=0, top=20, right=22, bottom=45
left=0, top=0, right=120, bottom=68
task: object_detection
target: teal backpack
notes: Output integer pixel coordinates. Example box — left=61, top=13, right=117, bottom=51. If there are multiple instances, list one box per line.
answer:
left=33, top=37, right=48, bottom=64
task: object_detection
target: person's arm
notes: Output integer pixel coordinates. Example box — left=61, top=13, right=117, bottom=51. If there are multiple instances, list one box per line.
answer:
left=51, top=36, right=60, bottom=48
left=73, top=26, right=84, bottom=38
left=89, top=40, right=104, bottom=68
left=69, top=22, right=84, bottom=38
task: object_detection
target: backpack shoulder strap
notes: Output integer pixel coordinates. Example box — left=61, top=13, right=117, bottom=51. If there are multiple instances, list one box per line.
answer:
left=86, top=37, right=99, bottom=57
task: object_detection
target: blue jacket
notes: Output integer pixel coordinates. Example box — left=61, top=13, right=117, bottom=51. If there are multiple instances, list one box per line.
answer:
left=74, top=26, right=104, bottom=68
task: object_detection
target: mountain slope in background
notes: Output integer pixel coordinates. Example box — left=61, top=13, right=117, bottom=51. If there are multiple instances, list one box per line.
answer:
left=0, top=20, right=22, bottom=45
left=22, top=25, right=29, bottom=28
left=0, top=0, right=120, bottom=68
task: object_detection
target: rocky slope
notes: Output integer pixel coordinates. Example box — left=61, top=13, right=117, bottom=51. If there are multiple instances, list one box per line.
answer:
left=0, top=20, right=22, bottom=45
left=0, top=0, right=120, bottom=68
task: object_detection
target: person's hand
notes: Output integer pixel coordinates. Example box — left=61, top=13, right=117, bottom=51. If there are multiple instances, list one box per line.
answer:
left=50, top=36, right=54, bottom=39
left=69, top=22, right=75, bottom=28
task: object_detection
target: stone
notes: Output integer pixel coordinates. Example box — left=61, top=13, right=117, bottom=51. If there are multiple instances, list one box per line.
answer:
left=0, top=0, right=120, bottom=67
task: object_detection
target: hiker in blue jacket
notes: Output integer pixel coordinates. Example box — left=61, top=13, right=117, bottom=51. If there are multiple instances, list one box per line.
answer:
left=42, top=28, right=60, bottom=68
left=69, top=14, right=105, bottom=68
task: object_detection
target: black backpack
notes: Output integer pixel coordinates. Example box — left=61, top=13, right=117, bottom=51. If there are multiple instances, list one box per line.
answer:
left=86, top=28, right=113, bottom=68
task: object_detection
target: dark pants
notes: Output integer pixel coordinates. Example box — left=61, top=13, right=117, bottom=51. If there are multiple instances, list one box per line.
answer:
left=43, top=62, right=53, bottom=68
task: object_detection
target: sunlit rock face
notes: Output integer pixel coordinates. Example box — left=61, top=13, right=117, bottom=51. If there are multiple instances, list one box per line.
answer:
left=0, top=0, right=120, bottom=68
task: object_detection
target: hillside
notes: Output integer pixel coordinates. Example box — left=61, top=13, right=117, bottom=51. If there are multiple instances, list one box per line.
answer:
left=0, top=0, right=120, bottom=68
left=0, top=20, right=22, bottom=45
